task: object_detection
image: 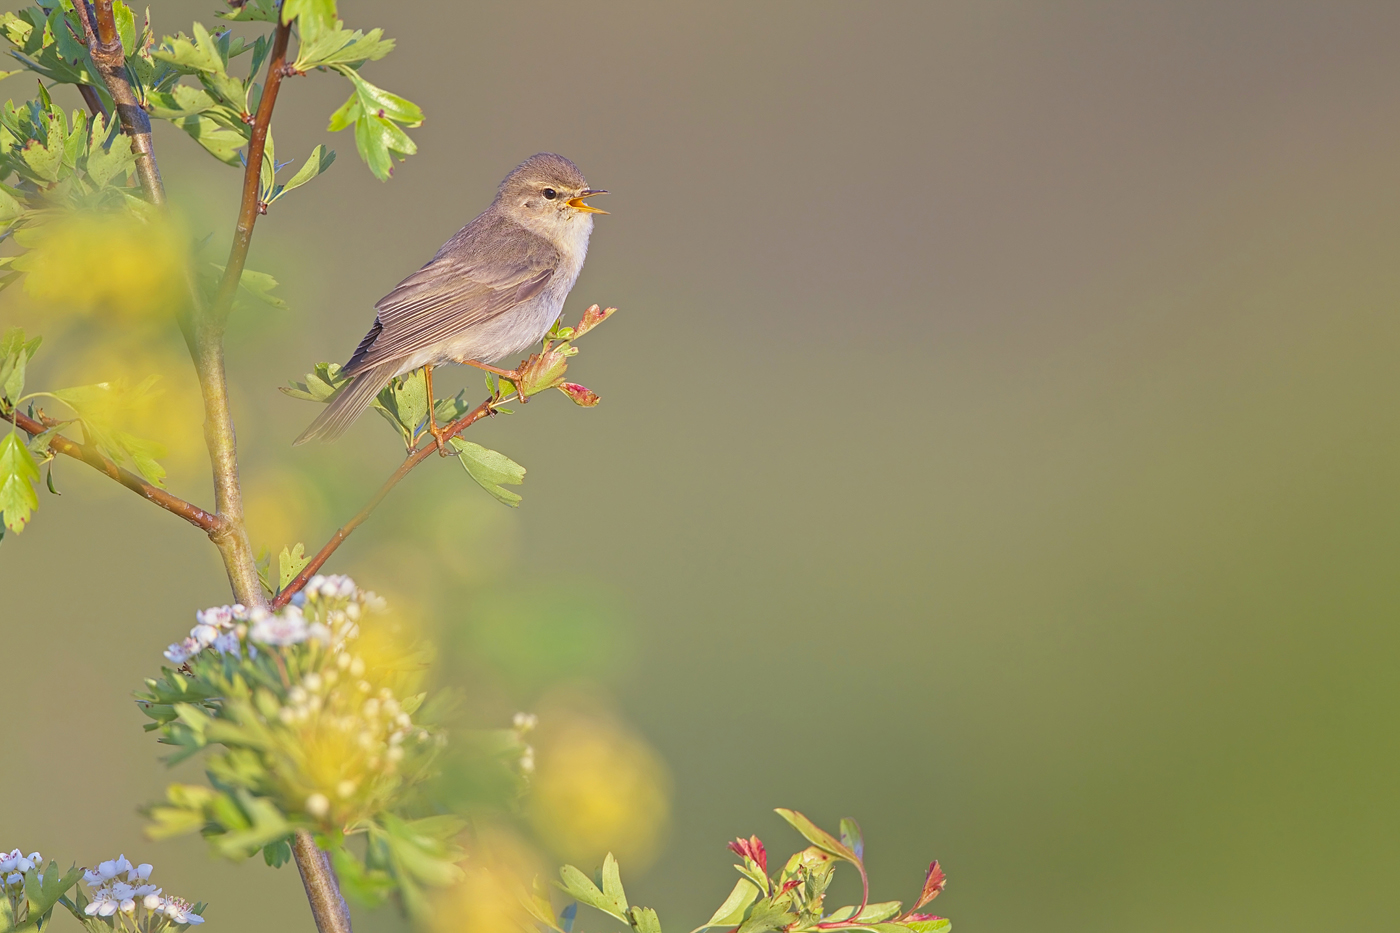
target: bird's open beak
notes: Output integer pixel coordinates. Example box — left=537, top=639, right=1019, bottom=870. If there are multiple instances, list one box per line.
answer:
left=568, top=189, right=609, bottom=214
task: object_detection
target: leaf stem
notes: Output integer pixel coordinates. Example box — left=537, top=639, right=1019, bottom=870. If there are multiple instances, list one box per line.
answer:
left=74, top=0, right=164, bottom=204
left=270, top=394, right=508, bottom=609
left=2, top=406, right=222, bottom=534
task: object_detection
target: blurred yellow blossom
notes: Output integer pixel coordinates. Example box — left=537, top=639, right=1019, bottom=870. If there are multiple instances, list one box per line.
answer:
left=11, top=209, right=190, bottom=320
left=526, top=699, right=671, bottom=869
left=431, top=825, right=544, bottom=933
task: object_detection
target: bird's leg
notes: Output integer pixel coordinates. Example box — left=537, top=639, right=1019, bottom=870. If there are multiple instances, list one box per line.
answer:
left=423, top=365, right=449, bottom=455
left=459, top=359, right=524, bottom=402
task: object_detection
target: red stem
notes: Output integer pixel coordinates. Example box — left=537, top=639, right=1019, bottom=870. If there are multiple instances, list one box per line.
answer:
left=270, top=396, right=499, bottom=609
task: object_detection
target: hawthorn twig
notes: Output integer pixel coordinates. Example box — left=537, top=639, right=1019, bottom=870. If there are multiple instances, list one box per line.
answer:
left=74, top=0, right=164, bottom=204
left=271, top=395, right=504, bottom=609
left=2, top=408, right=222, bottom=534
left=190, top=17, right=293, bottom=610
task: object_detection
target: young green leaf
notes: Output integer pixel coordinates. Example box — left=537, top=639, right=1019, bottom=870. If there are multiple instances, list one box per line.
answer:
left=825, top=902, right=903, bottom=924
left=0, top=431, right=41, bottom=532
left=269, top=144, right=335, bottom=203
left=705, top=878, right=760, bottom=928
left=901, top=920, right=951, bottom=933
left=628, top=906, right=662, bottom=933
left=839, top=818, right=864, bottom=861
left=449, top=438, right=525, bottom=507
left=601, top=853, right=629, bottom=915
left=51, top=377, right=170, bottom=486
left=735, top=899, right=797, bottom=933
left=83, top=112, right=136, bottom=187
left=294, top=22, right=395, bottom=71
left=282, top=0, right=338, bottom=31
left=281, top=362, right=349, bottom=402
left=774, top=809, right=861, bottom=864
left=557, top=864, right=628, bottom=923
left=278, top=543, right=309, bottom=592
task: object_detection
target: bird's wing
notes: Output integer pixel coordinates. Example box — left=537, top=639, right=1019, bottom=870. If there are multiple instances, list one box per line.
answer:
left=345, top=214, right=559, bottom=374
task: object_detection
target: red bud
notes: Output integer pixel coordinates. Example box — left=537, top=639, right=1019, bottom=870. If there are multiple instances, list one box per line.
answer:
left=914, top=861, right=946, bottom=909
left=573, top=304, right=618, bottom=338
left=557, top=382, right=601, bottom=407
left=726, top=835, right=767, bottom=874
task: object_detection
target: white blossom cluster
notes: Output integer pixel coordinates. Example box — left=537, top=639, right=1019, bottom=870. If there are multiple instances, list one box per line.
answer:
left=81, top=855, right=203, bottom=926
left=1, top=847, right=42, bottom=891
left=163, top=575, right=379, bottom=666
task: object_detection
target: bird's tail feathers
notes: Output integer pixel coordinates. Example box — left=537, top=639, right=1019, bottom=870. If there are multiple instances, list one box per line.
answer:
left=293, top=362, right=400, bottom=445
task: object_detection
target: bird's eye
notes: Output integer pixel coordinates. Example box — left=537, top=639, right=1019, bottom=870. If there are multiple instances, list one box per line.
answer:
left=542, top=188, right=557, bottom=200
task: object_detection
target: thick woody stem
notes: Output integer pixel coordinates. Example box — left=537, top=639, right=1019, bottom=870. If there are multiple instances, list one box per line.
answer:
left=76, top=1, right=164, bottom=204
left=3, top=408, right=222, bottom=534
left=271, top=397, right=500, bottom=609
left=293, top=831, right=352, bottom=933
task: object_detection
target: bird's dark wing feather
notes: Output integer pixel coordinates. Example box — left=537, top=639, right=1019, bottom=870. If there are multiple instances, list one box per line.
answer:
left=345, top=212, right=559, bottom=375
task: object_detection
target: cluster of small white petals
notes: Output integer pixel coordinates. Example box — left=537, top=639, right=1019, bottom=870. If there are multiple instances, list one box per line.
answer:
left=81, top=856, right=203, bottom=925
left=162, top=576, right=381, bottom=666
left=1, top=848, right=41, bottom=891
left=512, top=712, right=538, bottom=774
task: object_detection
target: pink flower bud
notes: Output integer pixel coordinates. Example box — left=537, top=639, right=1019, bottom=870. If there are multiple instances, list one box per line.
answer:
left=557, top=382, right=601, bottom=407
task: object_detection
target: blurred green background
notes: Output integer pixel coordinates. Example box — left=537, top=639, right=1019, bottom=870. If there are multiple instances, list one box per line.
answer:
left=5, top=1, right=1400, bottom=931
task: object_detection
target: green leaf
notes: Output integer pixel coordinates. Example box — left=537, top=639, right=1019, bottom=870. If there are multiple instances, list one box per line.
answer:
left=113, top=1, right=137, bottom=57
left=735, top=899, right=797, bottom=933
left=170, top=113, right=248, bottom=164
left=51, top=377, right=169, bottom=486
left=839, top=818, right=864, bottom=861
left=269, top=144, right=335, bottom=203
left=283, top=0, right=338, bottom=31
left=326, top=66, right=421, bottom=181
left=277, top=543, right=308, bottom=592
left=558, top=864, right=628, bottom=924
left=83, top=111, right=135, bottom=187
left=281, top=362, right=348, bottom=402
left=262, top=838, right=293, bottom=868
left=210, top=264, right=286, bottom=310
left=449, top=438, right=525, bottom=507
left=901, top=921, right=951, bottom=933
left=601, top=854, right=628, bottom=915
left=372, top=369, right=427, bottom=444
left=217, top=0, right=279, bottom=23
left=628, top=907, right=662, bottom=933
left=0, top=326, right=34, bottom=402
left=825, top=902, right=903, bottom=924
left=774, top=809, right=861, bottom=864
left=24, top=861, right=82, bottom=919
left=294, top=21, right=395, bottom=71
left=0, top=431, right=41, bottom=533
left=705, top=879, right=760, bottom=928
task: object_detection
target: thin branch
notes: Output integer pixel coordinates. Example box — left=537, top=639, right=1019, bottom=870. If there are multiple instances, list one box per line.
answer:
left=2, top=408, right=223, bottom=534
left=76, top=0, right=164, bottom=204
left=271, top=396, right=503, bottom=609
left=189, top=17, right=293, bottom=609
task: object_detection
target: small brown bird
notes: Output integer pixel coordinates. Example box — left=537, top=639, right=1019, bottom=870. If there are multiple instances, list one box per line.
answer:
left=295, top=152, right=606, bottom=445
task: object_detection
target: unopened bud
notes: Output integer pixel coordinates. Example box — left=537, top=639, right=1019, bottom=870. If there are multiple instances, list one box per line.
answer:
left=573, top=304, right=617, bottom=338
left=557, top=382, right=600, bottom=407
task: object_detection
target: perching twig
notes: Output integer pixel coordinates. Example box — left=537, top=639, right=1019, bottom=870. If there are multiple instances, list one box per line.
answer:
left=271, top=395, right=503, bottom=609
left=2, top=407, right=222, bottom=535
left=74, top=0, right=164, bottom=204
left=189, top=17, right=293, bottom=610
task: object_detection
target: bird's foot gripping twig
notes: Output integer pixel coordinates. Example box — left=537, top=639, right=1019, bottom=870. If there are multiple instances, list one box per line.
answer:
left=422, top=365, right=451, bottom=455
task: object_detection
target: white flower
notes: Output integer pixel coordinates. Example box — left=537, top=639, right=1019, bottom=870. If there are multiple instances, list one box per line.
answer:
left=158, top=896, right=203, bottom=924
left=164, top=636, right=200, bottom=665
left=212, top=632, right=242, bottom=656
left=5, top=872, right=20, bottom=888
left=249, top=605, right=311, bottom=646
left=196, top=606, right=234, bottom=629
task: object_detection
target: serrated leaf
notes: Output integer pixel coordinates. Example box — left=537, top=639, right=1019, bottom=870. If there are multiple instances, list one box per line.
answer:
left=262, top=838, right=293, bottom=868
left=84, top=112, right=135, bottom=187
left=171, top=113, right=248, bottom=164
left=294, top=21, right=395, bottom=71
left=0, top=431, right=40, bottom=533
left=269, top=144, right=335, bottom=202
left=601, top=854, right=628, bottom=914
left=277, top=543, right=308, bottom=592
left=774, top=809, right=861, bottom=864
left=327, top=66, right=421, bottom=181
left=628, top=906, right=661, bottom=933
left=372, top=369, right=427, bottom=443
left=705, top=878, right=760, bottom=928
left=210, top=264, right=286, bottom=309
left=217, top=0, right=278, bottom=22
left=449, top=438, right=525, bottom=506
left=735, top=899, right=796, bottom=933
left=281, top=362, right=348, bottom=401
left=558, top=864, right=628, bottom=923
